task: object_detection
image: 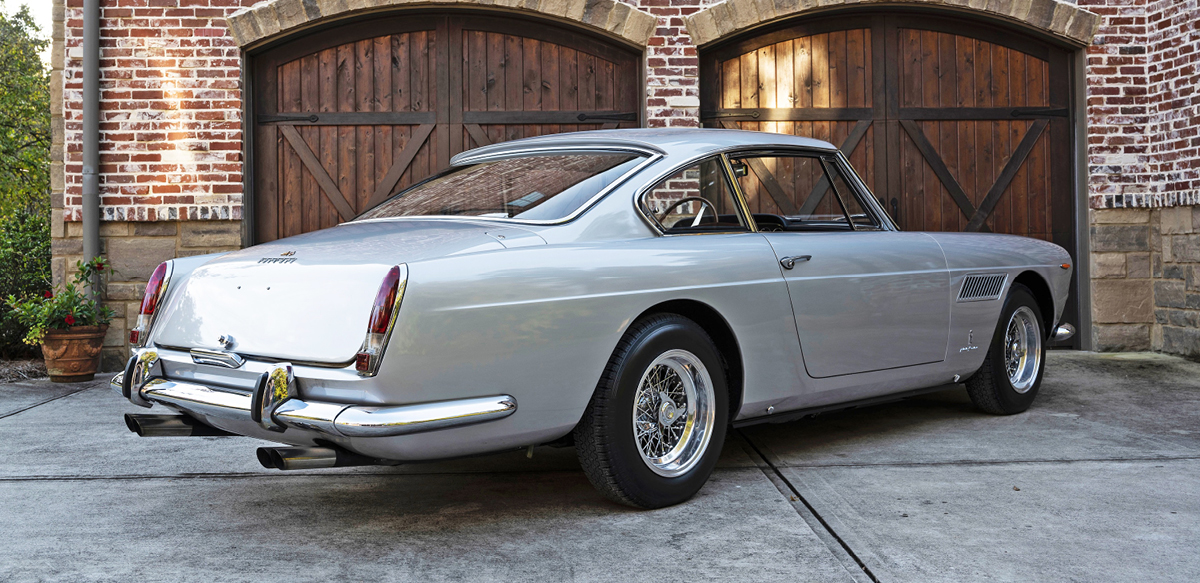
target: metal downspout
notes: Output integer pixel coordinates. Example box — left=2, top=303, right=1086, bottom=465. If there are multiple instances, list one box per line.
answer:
left=81, top=0, right=100, bottom=271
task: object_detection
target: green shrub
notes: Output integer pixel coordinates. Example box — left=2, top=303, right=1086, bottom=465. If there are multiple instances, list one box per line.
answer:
left=0, top=208, right=51, bottom=356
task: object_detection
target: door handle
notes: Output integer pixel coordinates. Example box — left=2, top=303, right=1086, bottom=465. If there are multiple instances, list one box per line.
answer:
left=780, top=255, right=812, bottom=270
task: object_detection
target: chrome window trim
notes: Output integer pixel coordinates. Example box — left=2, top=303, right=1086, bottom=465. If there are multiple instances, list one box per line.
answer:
left=634, top=153, right=757, bottom=236
left=350, top=146, right=662, bottom=228
left=714, top=147, right=893, bottom=233
left=833, top=151, right=898, bottom=232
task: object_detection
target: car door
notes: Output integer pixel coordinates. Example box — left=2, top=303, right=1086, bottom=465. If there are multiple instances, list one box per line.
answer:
left=728, top=151, right=950, bottom=378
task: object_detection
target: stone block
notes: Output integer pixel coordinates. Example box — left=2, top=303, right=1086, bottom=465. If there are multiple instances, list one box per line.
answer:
left=728, top=0, right=761, bottom=31
left=539, top=0, right=569, bottom=17
left=102, top=319, right=126, bottom=348
left=106, top=238, right=178, bottom=282
left=1093, top=279, right=1153, bottom=324
left=251, top=4, right=283, bottom=40
left=99, top=222, right=131, bottom=237
left=1155, top=280, right=1187, bottom=309
left=51, top=238, right=83, bottom=256
left=1164, top=264, right=1185, bottom=280
left=625, top=11, right=658, bottom=46
left=1188, top=294, right=1200, bottom=311
left=1092, top=208, right=1149, bottom=224
left=1091, top=225, right=1150, bottom=253
left=226, top=10, right=259, bottom=47
left=1024, top=0, right=1056, bottom=30
left=581, top=0, right=614, bottom=29
left=1067, top=10, right=1101, bottom=44
left=101, top=347, right=129, bottom=374
left=50, top=161, right=64, bottom=191
left=1161, top=326, right=1200, bottom=359
left=1189, top=266, right=1199, bottom=291
left=1094, top=324, right=1150, bottom=352
left=1160, top=206, right=1193, bottom=234
left=1172, top=235, right=1200, bottom=263
left=66, top=223, right=82, bottom=238
left=51, top=257, right=65, bottom=288
left=604, top=2, right=631, bottom=34
left=1155, top=309, right=1168, bottom=324
left=1194, top=206, right=1200, bottom=232
left=753, top=0, right=777, bottom=22
left=1091, top=253, right=1125, bottom=279
left=50, top=213, right=65, bottom=239
left=686, top=11, right=718, bottom=46
left=564, top=0, right=588, bottom=23
left=1127, top=253, right=1150, bottom=279
left=133, top=222, right=178, bottom=237
left=273, top=0, right=312, bottom=31
left=106, top=283, right=145, bottom=302
left=180, top=221, right=243, bottom=248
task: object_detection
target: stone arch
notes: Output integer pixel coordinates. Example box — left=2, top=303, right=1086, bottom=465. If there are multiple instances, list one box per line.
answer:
left=228, top=0, right=660, bottom=49
left=684, top=0, right=1100, bottom=48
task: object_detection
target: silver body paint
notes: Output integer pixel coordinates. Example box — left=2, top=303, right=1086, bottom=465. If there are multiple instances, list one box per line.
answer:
left=129, top=129, right=1073, bottom=461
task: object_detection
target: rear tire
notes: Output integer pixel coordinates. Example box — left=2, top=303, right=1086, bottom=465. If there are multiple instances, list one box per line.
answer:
left=574, top=314, right=728, bottom=509
left=965, top=284, right=1046, bottom=415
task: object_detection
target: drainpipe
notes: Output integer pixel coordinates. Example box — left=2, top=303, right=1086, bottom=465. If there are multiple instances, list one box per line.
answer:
left=81, top=0, right=101, bottom=284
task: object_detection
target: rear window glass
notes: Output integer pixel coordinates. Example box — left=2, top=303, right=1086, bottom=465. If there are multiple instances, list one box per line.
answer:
left=357, top=152, right=645, bottom=222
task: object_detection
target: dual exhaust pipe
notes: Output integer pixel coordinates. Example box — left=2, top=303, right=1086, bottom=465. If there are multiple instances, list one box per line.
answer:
left=124, top=413, right=378, bottom=471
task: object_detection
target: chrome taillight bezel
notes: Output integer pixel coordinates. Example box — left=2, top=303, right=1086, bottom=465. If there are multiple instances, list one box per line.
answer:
left=129, top=261, right=173, bottom=348
left=356, top=264, right=408, bottom=377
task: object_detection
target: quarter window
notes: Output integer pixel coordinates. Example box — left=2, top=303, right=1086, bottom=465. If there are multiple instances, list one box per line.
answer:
left=640, top=157, right=749, bottom=234
left=729, top=154, right=879, bottom=231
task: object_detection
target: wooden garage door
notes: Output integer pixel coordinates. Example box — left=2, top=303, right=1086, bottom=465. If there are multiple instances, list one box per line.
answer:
left=252, top=13, right=640, bottom=242
left=700, top=13, right=1078, bottom=342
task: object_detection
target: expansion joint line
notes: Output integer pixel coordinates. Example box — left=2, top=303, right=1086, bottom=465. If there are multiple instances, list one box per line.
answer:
left=737, top=429, right=881, bottom=583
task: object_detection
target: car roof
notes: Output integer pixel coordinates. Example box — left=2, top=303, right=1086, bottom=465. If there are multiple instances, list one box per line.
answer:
left=450, top=128, right=839, bottom=165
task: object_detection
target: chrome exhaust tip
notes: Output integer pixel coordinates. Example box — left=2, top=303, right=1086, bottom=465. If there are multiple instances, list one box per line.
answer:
left=124, top=413, right=236, bottom=437
left=1053, top=323, right=1076, bottom=342
left=255, top=446, right=377, bottom=471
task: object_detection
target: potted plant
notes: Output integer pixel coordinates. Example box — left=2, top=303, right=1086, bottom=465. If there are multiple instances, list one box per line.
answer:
left=6, top=257, right=117, bottom=382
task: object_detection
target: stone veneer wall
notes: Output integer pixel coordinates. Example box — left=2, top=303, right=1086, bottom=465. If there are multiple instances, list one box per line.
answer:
left=1091, top=207, right=1200, bottom=357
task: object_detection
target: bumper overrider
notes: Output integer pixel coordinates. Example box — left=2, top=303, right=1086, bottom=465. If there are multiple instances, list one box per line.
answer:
left=112, top=350, right=517, bottom=440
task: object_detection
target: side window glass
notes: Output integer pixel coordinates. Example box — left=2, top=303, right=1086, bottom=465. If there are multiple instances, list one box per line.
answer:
left=641, top=157, right=749, bottom=234
left=825, top=160, right=878, bottom=229
left=729, top=154, right=879, bottom=231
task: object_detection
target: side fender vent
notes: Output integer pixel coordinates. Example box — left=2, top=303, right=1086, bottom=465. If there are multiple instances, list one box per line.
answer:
left=957, top=274, right=1007, bottom=302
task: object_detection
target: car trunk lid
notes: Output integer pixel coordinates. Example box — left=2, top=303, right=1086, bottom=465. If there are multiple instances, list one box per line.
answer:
left=152, top=220, right=536, bottom=364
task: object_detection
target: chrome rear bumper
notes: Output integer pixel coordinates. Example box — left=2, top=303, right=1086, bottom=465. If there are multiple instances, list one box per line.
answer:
left=111, top=356, right=516, bottom=439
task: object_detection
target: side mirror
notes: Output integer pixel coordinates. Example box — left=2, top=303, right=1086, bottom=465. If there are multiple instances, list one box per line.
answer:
left=730, top=160, right=749, bottom=177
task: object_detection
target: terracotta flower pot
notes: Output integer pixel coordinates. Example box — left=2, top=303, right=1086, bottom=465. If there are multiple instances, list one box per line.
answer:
left=41, top=325, right=108, bottom=383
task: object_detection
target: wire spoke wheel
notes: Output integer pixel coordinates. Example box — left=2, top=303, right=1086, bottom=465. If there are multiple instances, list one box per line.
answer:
left=1004, top=306, right=1042, bottom=393
left=631, top=349, right=716, bottom=478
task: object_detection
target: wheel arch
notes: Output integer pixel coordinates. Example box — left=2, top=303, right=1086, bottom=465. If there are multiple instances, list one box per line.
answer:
left=1013, top=270, right=1056, bottom=335
left=633, top=299, right=745, bottom=421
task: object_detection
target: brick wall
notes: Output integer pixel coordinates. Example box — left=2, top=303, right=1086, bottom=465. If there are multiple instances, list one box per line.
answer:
left=1078, top=0, right=1200, bottom=357
left=52, top=0, right=1200, bottom=363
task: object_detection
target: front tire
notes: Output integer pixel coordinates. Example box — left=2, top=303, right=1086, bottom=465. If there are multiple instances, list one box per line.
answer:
left=965, top=284, right=1046, bottom=415
left=574, top=314, right=728, bottom=508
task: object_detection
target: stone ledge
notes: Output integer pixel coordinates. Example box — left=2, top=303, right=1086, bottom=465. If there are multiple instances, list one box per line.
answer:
left=684, top=0, right=1101, bottom=48
left=228, top=0, right=659, bottom=48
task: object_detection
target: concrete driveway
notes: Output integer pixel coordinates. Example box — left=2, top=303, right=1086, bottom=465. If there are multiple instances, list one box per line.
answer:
left=1, top=351, right=1197, bottom=582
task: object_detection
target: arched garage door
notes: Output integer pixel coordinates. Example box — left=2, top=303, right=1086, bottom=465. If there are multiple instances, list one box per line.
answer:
left=700, top=12, right=1078, bottom=343
left=251, top=12, right=641, bottom=242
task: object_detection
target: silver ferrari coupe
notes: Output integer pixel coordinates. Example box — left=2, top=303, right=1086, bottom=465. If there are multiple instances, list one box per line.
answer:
left=113, top=129, right=1074, bottom=508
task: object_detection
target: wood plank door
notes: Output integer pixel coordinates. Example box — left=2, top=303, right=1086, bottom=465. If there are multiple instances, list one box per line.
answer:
left=252, top=12, right=641, bottom=243
left=700, top=13, right=1079, bottom=346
